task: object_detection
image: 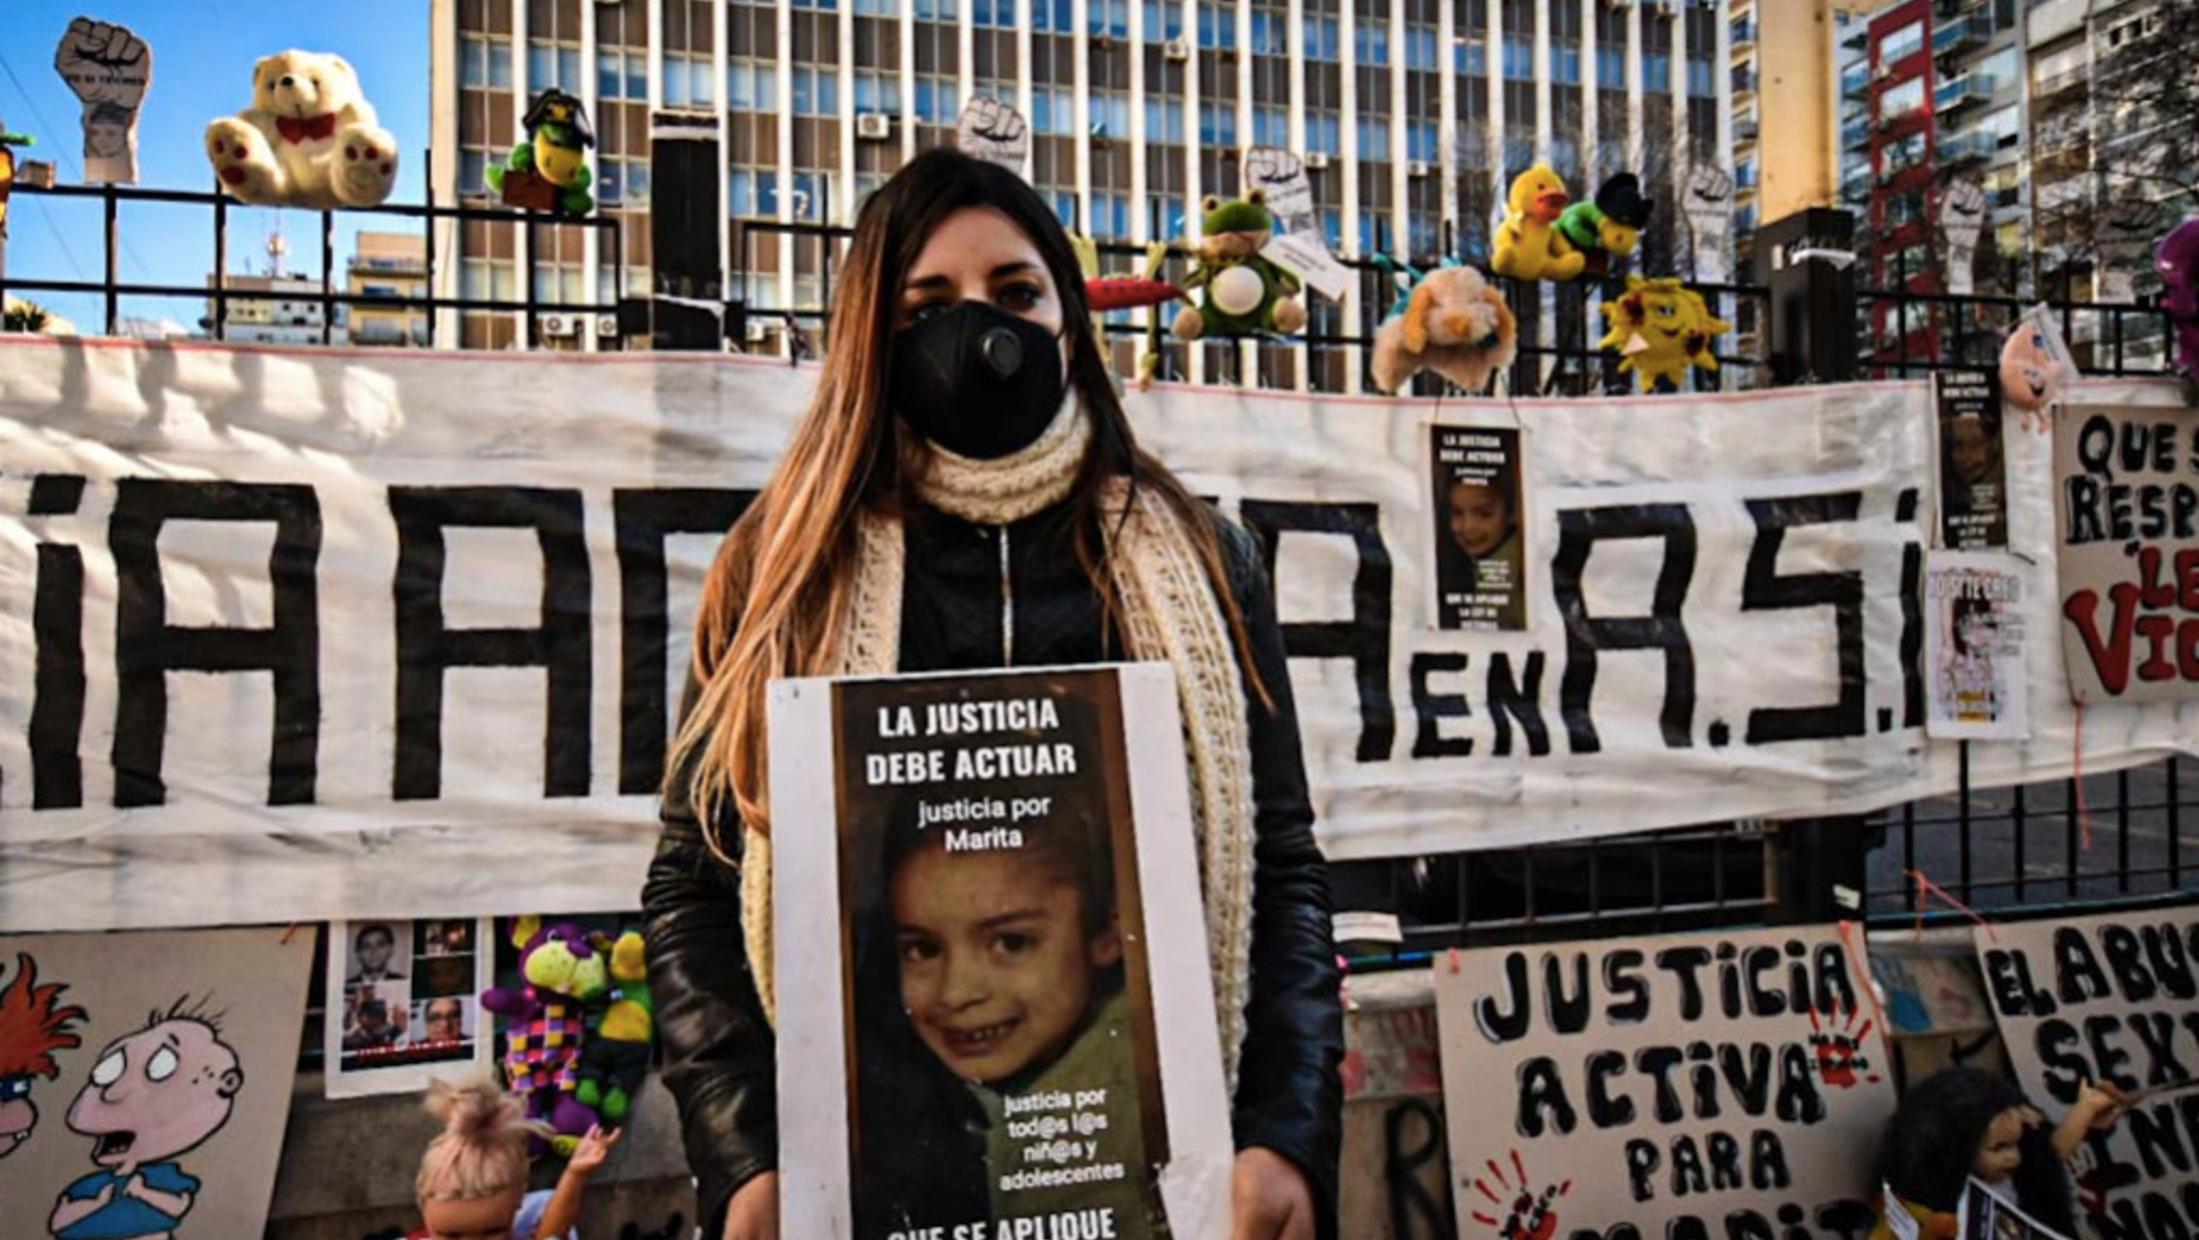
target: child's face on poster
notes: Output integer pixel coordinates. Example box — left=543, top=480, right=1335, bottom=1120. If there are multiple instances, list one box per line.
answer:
left=1447, top=479, right=1509, bottom=558
left=1948, top=417, right=1998, bottom=486
left=893, top=847, right=1122, bottom=1084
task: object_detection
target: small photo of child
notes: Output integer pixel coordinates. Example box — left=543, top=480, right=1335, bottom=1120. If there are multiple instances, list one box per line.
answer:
left=1429, top=424, right=1528, bottom=631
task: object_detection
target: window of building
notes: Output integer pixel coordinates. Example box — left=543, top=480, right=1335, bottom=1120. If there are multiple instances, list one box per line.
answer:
left=790, top=66, right=839, bottom=116
left=1198, top=2, right=1237, bottom=49
left=1455, top=39, right=1485, bottom=76
left=532, top=264, right=584, bottom=306
left=458, top=147, right=494, bottom=197
left=1404, top=24, right=1437, bottom=71
left=1093, top=91, right=1130, bottom=140
left=1146, top=0, right=1186, bottom=40
left=1306, top=109, right=1340, bottom=154
left=1199, top=101, right=1239, bottom=147
left=1253, top=103, right=1288, bottom=148
left=599, top=156, right=651, bottom=205
left=527, top=42, right=582, bottom=93
left=1297, top=14, right=1338, bottom=60
left=664, top=51, right=716, bottom=109
left=1880, top=76, right=1924, bottom=119
left=790, top=0, right=838, bottom=10
left=1091, top=0, right=1129, bottom=38
left=1554, top=45, right=1582, bottom=85
left=1596, top=46, right=1623, bottom=87
left=1879, top=20, right=1922, bottom=67
left=1148, top=192, right=1187, bottom=240
left=1032, top=85, right=1077, bottom=135
left=972, top=0, right=1014, bottom=28
left=1688, top=58, right=1712, bottom=96
left=1356, top=115, right=1390, bottom=161
left=855, top=70, right=902, bottom=115
left=916, top=0, right=958, bottom=20
left=461, top=36, right=513, bottom=90
left=856, top=0, right=897, bottom=16
left=729, top=60, right=779, bottom=111
left=1145, top=96, right=1186, bottom=143
left=1645, top=53, right=1670, bottom=93
left=1033, top=0, right=1074, bottom=33
left=731, top=166, right=779, bottom=218
left=1407, top=118, right=1436, bottom=162
left=1977, top=103, right=2020, bottom=148
left=598, top=49, right=648, bottom=101
left=1356, top=23, right=1390, bottom=64
left=1503, top=37, right=1530, bottom=79
left=914, top=75, right=958, bottom=123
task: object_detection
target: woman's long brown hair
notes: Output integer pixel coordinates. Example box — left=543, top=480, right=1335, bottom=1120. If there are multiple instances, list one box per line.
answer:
left=670, top=148, right=1260, bottom=856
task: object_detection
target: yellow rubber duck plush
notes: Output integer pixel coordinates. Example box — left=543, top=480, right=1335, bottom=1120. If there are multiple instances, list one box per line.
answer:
left=1492, top=164, right=1587, bottom=282
left=1597, top=275, right=1733, bottom=392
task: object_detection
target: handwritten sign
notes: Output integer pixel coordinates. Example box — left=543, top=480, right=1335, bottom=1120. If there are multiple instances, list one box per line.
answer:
left=1433, top=926, right=1896, bottom=1240
left=1975, top=908, right=2199, bottom=1240
left=2051, top=404, right=2199, bottom=704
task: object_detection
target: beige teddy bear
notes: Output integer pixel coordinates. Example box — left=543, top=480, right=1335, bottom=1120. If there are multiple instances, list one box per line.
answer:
left=204, top=50, right=396, bottom=209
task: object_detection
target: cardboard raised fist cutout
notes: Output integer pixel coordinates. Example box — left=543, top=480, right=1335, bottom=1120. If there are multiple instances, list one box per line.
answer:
left=1939, top=181, right=1986, bottom=296
left=956, top=95, right=1029, bottom=173
left=204, top=50, right=397, bottom=209
left=52, top=17, right=151, bottom=185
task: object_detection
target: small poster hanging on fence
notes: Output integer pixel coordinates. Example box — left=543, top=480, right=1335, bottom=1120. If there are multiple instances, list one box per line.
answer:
left=1924, top=551, right=2031, bottom=741
left=768, top=664, right=1233, bottom=1240
left=2050, top=403, right=2199, bottom=704
left=323, top=917, right=494, bottom=1099
left=1935, top=370, right=2010, bottom=550
left=1428, top=422, right=1528, bottom=632
left=957, top=95, right=1030, bottom=173
left=1431, top=925, right=1897, bottom=1240
left=1973, top=907, right=2199, bottom=1240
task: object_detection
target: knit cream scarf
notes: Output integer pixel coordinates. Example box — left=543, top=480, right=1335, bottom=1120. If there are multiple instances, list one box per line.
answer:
left=739, top=400, right=1257, bottom=1087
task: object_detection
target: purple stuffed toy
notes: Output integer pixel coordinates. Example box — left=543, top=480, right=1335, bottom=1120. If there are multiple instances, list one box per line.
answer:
left=480, top=916, right=608, bottom=1153
left=2156, top=217, right=2199, bottom=389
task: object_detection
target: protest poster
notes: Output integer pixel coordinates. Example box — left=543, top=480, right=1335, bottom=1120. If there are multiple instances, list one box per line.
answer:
left=0, top=927, right=311, bottom=1237
left=1432, top=925, right=1897, bottom=1240
left=769, top=664, right=1232, bottom=1240
left=957, top=95, right=1030, bottom=172
left=2052, top=403, right=2199, bottom=704
left=1935, top=371, right=2009, bottom=550
left=1428, top=422, right=1527, bottom=632
left=1960, top=1177, right=2076, bottom=1240
left=1924, top=552, right=2031, bottom=741
left=52, top=18, right=151, bottom=185
left=323, top=917, right=493, bottom=1099
left=1975, top=906, right=2199, bottom=1240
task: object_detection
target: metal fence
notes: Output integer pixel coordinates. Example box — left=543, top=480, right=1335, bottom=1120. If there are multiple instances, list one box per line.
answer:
left=2, top=180, right=627, bottom=347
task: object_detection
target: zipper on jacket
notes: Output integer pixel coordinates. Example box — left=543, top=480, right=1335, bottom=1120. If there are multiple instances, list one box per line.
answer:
left=998, top=523, right=1014, bottom=664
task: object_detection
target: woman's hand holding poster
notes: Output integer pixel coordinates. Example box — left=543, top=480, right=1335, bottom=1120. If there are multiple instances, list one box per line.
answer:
left=767, top=664, right=1232, bottom=1239
left=1431, top=926, right=1897, bottom=1240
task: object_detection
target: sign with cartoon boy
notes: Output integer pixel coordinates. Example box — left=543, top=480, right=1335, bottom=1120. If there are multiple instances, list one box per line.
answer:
left=1431, top=925, right=1899, bottom=1240
left=769, top=664, right=1234, bottom=1239
left=0, top=927, right=311, bottom=1238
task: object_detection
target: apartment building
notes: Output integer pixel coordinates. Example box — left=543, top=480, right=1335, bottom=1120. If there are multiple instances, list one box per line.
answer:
left=347, top=231, right=433, bottom=347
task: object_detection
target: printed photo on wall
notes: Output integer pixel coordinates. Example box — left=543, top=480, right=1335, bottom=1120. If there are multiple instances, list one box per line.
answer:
left=1923, top=551, right=2031, bottom=741
left=769, top=664, right=1234, bottom=1239
left=1428, top=422, right=1528, bottom=631
left=1934, top=371, right=2009, bottom=550
left=324, top=917, right=493, bottom=1099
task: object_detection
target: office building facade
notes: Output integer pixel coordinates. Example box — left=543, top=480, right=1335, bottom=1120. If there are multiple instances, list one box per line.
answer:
left=432, top=0, right=1776, bottom=386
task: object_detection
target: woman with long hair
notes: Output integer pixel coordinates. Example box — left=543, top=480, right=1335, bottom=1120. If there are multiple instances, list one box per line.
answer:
left=642, top=149, right=1343, bottom=1240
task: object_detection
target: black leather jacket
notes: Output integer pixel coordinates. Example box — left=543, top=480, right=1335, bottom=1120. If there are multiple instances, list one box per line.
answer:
left=643, top=498, right=1344, bottom=1239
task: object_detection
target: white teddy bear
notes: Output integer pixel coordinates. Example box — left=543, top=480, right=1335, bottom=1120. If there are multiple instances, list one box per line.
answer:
left=204, top=49, right=397, bottom=209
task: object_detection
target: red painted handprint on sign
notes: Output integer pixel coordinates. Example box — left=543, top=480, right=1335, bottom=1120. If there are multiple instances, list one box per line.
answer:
left=1467, top=1149, right=1572, bottom=1240
left=1807, top=1006, right=1882, bottom=1089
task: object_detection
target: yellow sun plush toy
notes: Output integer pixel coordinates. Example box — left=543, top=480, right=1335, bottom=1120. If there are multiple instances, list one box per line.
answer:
left=1597, top=275, right=1732, bottom=392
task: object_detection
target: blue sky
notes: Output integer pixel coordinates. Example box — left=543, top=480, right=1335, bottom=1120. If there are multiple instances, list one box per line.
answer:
left=3, top=2, right=429, bottom=332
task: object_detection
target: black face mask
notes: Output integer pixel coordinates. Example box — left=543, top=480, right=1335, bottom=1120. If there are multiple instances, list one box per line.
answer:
left=890, top=300, right=1066, bottom=460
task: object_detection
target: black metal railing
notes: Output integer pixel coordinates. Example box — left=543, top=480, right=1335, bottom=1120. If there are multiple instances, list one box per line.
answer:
left=2, top=179, right=625, bottom=349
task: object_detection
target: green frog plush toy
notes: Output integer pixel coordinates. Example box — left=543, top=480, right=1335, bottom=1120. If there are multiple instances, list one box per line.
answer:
left=1171, top=190, right=1307, bottom=340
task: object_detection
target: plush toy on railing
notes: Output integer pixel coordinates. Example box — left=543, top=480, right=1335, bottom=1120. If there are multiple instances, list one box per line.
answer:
left=205, top=50, right=398, bottom=209
left=0, top=123, right=30, bottom=238
left=1555, top=172, right=1652, bottom=278
left=1172, top=191, right=1307, bottom=341
left=490, top=90, right=596, bottom=215
left=1597, top=275, right=1731, bottom=393
left=1998, top=306, right=2075, bottom=433
left=1073, top=232, right=1184, bottom=388
left=2155, top=217, right=2199, bottom=391
left=1492, top=164, right=1587, bottom=283
left=480, top=917, right=607, bottom=1156
left=1371, top=263, right=1519, bottom=395
left=574, top=928, right=653, bottom=1128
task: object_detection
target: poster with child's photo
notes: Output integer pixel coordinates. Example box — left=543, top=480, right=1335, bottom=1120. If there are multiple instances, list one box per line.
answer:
left=1923, top=551, right=2031, bottom=740
left=1428, top=422, right=1528, bottom=631
left=1934, top=371, right=2009, bottom=549
left=770, top=664, right=1234, bottom=1240
left=1960, top=1176, right=2074, bottom=1240
left=324, top=917, right=494, bottom=1098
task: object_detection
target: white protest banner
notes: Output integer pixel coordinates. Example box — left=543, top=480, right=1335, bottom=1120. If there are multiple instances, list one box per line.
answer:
left=52, top=17, right=151, bottom=185
left=1974, top=907, right=2199, bottom=1240
left=1924, top=551, right=2031, bottom=741
left=1941, top=181, right=1986, bottom=299
left=1682, top=164, right=1735, bottom=285
left=0, top=927, right=311, bottom=1236
left=957, top=95, right=1029, bottom=172
left=1432, top=926, right=1897, bottom=1240
left=2050, top=403, right=2199, bottom=704
left=0, top=339, right=2193, bottom=930
left=769, top=665, right=1233, bottom=1240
